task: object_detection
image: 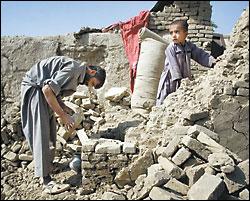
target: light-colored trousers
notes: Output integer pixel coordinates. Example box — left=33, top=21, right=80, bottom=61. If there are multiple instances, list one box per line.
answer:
left=21, top=84, right=56, bottom=177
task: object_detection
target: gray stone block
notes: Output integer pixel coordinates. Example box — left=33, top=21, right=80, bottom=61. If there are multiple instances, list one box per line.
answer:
left=149, top=186, right=183, bottom=200
left=164, top=178, right=189, bottom=195
left=222, top=166, right=247, bottom=194
left=181, top=135, right=211, bottom=161
left=158, top=156, right=184, bottom=179
left=187, top=173, right=226, bottom=200
left=172, top=147, right=191, bottom=166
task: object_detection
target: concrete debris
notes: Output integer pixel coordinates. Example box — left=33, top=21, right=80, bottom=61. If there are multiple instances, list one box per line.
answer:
left=105, top=87, right=130, bottom=101
left=1, top=5, right=249, bottom=201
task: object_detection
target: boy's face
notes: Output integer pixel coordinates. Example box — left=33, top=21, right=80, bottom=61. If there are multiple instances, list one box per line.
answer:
left=88, top=77, right=101, bottom=89
left=84, top=74, right=101, bottom=89
left=169, top=24, right=188, bottom=45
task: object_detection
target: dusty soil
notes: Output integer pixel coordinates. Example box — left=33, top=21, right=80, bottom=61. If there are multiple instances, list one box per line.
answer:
left=1, top=155, right=91, bottom=200
left=1, top=106, right=140, bottom=200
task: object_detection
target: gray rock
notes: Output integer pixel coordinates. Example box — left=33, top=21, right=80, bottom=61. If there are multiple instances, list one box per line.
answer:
left=187, top=173, right=226, bottom=200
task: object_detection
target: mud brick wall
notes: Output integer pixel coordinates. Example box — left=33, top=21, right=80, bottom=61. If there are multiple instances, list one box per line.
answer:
left=81, top=139, right=138, bottom=190
left=149, top=1, right=213, bottom=49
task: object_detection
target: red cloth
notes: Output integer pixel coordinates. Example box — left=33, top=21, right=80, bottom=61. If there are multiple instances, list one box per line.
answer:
left=103, top=10, right=150, bottom=93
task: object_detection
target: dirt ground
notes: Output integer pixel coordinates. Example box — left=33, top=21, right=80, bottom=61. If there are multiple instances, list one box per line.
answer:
left=1, top=106, right=138, bottom=200
left=1, top=155, right=92, bottom=200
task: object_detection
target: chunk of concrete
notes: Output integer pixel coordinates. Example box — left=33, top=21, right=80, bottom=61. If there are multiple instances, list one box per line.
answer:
left=187, top=173, right=226, bottom=200
left=158, top=156, right=184, bottom=179
left=222, top=166, right=247, bottom=194
left=149, top=186, right=183, bottom=200
left=172, top=147, right=191, bottom=166
left=181, top=135, right=211, bottom=161
left=164, top=178, right=189, bottom=195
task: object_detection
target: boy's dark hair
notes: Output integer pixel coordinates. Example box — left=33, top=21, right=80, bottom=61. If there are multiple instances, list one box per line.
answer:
left=88, top=65, right=106, bottom=89
left=170, top=20, right=189, bottom=32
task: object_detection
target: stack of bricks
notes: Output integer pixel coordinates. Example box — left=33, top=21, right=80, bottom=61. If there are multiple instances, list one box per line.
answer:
left=149, top=1, right=214, bottom=49
left=55, top=86, right=107, bottom=151
left=81, top=139, right=138, bottom=188
left=126, top=125, right=249, bottom=200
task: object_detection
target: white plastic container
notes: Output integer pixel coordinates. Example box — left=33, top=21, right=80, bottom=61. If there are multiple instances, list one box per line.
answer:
left=69, top=154, right=81, bottom=173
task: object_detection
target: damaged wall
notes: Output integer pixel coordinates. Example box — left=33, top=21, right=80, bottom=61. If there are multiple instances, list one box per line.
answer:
left=1, top=32, right=129, bottom=109
left=149, top=1, right=213, bottom=49
left=0, top=3, right=249, bottom=199
left=1, top=1, right=248, bottom=162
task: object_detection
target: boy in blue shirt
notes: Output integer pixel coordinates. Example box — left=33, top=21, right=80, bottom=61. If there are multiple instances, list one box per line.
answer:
left=156, top=20, right=216, bottom=106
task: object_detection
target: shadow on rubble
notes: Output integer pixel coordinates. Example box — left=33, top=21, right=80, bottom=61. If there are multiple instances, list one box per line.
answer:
left=64, top=173, right=82, bottom=187
left=98, top=120, right=142, bottom=141
left=52, top=161, right=82, bottom=187
left=52, top=160, right=71, bottom=174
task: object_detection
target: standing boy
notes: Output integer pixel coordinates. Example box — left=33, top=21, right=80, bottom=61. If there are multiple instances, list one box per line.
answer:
left=156, top=20, right=216, bottom=106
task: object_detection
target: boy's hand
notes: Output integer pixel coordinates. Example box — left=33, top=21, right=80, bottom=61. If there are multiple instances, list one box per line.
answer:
left=63, top=105, right=74, bottom=116
left=175, top=79, right=181, bottom=90
left=138, top=33, right=142, bottom=43
left=60, top=113, right=75, bottom=132
left=138, top=37, right=142, bottom=43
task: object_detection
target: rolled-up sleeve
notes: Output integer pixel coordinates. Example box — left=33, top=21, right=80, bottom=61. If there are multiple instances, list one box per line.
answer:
left=42, top=61, right=76, bottom=96
left=43, top=79, right=61, bottom=96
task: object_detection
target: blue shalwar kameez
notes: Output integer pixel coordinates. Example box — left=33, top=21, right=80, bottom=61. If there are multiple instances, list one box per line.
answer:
left=21, top=56, right=86, bottom=177
left=156, top=41, right=215, bottom=106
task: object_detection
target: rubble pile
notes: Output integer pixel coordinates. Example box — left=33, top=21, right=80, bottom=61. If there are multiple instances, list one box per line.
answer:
left=67, top=124, right=249, bottom=200
left=145, top=7, right=249, bottom=159
left=1, top=6, right=249, bottom=201
left=0, top=85, right=140, bottom=200
left=123, top=125, right=249, bottom=200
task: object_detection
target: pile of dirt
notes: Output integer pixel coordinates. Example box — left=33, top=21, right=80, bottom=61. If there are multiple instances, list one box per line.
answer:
left=1, top=6, right=249, bottom=201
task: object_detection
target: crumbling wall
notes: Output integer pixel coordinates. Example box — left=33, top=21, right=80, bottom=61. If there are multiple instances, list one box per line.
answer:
left=1, top=32, right=130, bottom=110
left=149, top=1, right=213, bottom=49
left=1, top=36, right=61, bottom=102
left=148, top=1, right=215, bottom=78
